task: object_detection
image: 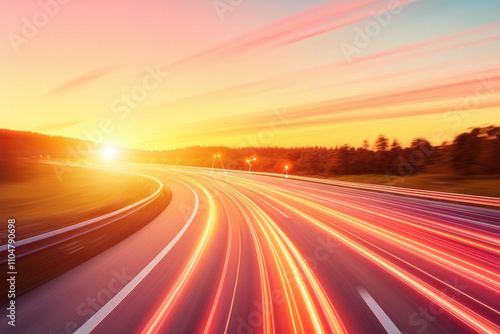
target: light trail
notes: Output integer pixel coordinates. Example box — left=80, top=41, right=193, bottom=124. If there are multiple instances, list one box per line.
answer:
left=222, top=174, right=500, bottom=333
left=202, top=195, right=234, bottom=334
left=255, top=185, right=500, bottom=293
left=224, top=183, right=347, bottom=333
left=17, top=164, right=500, bottom=334
left=141, top=179, right=217, bottom=334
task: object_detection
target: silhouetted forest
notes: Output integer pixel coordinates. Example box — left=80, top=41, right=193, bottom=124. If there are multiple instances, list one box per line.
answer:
left=1, top=126, right=499, bottom=179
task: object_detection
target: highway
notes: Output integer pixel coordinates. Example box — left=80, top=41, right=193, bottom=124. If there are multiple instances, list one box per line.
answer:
left=2, top=163, right=500, bottom=334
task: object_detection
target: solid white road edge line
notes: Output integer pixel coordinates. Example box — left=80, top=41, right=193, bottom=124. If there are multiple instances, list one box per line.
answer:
left=75, top=180, right=199, bottom=334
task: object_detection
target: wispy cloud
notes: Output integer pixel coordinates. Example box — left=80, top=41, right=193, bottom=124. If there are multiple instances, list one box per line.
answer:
left=167, top=0, right=402, bottom=67
left=44, top=65, right=117, bottom=99
left=34, top=120, right=82, bottom=132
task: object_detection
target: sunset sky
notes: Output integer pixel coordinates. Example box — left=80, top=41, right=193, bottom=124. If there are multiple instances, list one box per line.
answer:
left=1, top=0, right=500, bottom=149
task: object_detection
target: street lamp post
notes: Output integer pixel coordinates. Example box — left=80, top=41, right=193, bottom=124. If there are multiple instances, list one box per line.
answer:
left=159, top=159, right=166, bottom=171
left=174, top=158, right=180, bottom=171
left=281, top=166, right=289, bottom=178
left=211, top=155, right=216, bottom=174
left=148, top=158, right=154, bottom=170
left=217, top=154, right=227, bottom=174
left=247, top=158, right=256, bottom=173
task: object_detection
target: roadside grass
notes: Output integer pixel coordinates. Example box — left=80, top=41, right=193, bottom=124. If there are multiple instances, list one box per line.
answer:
left=0, top=160, right=158, bottom=242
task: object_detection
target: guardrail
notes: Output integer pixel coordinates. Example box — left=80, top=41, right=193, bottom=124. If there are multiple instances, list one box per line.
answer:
left=0, top=163, right=169, bottom=301
left=0, top=164, right=164, bottom=257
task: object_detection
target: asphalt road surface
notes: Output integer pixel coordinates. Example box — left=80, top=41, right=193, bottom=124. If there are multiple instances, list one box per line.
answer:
left=2, top=163, right=499, bottom=334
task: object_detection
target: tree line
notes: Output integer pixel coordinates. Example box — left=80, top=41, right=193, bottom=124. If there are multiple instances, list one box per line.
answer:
left=129, top=126, right=500, bottom=178
left=1, top=126, right=499, bottom=178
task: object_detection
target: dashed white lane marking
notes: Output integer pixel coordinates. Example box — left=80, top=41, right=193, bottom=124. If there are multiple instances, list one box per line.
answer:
left=265, top=202, right=289, bottom=218
left=357, top=286, right=402, bottom=334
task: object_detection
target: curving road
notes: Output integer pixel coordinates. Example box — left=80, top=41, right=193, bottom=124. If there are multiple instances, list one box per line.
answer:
left=2, top=163, right=500, bottom=334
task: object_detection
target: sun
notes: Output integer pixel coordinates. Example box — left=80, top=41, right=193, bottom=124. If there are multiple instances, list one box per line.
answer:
left=101, top=146, right=117, bottom=159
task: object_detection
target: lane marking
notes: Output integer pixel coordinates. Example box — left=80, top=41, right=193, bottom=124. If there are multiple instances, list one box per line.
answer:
left=265, top=202, right=289, bottom=218
left=75, top=180, right=199, bottom=334
left=356, top=286, right=402, bottom=334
